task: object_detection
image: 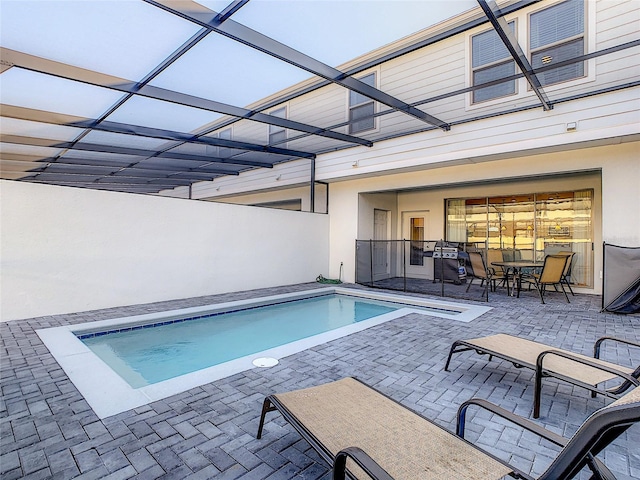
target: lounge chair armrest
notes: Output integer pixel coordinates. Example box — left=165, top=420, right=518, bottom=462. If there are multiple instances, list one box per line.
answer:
left=456, top=398, right=567, bottom=447
left=594, top=336, right=640, bottom=359
left=533, top=349, right=640, bottom=418
left=589, top=457, right=619, bottom=480
left=536, top=350, right=640, bottom=387
left=332, top=447, right=394, bottom=480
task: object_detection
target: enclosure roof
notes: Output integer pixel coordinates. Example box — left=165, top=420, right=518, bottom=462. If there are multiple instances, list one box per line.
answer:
left=1, top=0, right=638, bottom=195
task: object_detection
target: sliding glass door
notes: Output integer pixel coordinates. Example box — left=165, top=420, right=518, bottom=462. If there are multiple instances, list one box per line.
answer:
left=447, top=190, right=593, bottom=287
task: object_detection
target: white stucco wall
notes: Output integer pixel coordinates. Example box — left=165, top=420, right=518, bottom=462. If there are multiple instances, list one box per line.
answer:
left=0, top=181, right=329, bottom=322
left=601, top=154, right=640, bottom=247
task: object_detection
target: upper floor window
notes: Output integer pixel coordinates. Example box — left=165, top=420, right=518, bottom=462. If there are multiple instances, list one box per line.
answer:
left=348, top=73, right=376, bottom=134
left=268, top=107, right=287, bottom=145
left=218, top=128, right=232, bottom=141
left=471, top=22, right=516, bottom=103
left=208, top=127, right=232, bottom=158
left=530, top=0, right=585, bottom=86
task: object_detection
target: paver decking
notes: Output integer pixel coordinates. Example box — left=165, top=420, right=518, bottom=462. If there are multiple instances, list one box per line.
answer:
left=1, top=283, right=639, bottom=479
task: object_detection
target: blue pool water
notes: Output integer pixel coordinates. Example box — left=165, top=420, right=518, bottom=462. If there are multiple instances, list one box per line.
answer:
left=80, top=294, right=423, bottom=388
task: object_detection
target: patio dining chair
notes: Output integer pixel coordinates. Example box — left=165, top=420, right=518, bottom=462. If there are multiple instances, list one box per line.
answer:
left=487, top=248, right=508, bottom=290
left=465, top=251, right=493, bottom=297
left=521, top=254, right=570, bottom=303
left=256, top=377, right=640, bottom=480
left=557, top=251, right=576, bottom=295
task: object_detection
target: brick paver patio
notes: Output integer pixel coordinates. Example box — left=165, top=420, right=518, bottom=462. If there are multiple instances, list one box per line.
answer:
left=1, top=283, right=639, bottom=479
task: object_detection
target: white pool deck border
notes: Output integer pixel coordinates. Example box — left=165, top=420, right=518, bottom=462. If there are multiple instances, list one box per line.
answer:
left=37, top=287, right=491, bottom=418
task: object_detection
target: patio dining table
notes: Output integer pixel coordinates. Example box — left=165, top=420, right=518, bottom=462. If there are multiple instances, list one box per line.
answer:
left=492, top=260, right=544, bottom=297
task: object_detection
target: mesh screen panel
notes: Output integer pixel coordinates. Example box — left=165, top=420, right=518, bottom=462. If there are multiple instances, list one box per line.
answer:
left=603, top=243, right=640, bottom=313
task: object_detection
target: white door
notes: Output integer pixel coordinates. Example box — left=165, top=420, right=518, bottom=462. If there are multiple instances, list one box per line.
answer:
left=402, top=211, right=433, bottom=279
left=373, top=209, right=390, bottom=280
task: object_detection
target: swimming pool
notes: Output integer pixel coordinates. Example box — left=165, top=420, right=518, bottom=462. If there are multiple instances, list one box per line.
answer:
left=37, top=287, right=490, bottom=418
left=79, top=294, right=414, bottom=388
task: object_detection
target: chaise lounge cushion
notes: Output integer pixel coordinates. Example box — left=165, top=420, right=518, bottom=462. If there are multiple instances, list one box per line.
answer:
left=270, top=377, right=512, bottom=480
left=258, top=378, right=640, bottom=480
left=462, top=334, right=635, bottom=386
left=445, top=333, right=640, bottom=418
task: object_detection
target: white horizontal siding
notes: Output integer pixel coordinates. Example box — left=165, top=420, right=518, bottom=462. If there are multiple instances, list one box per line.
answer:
left=596, top=57, right=640, bottom=85
left=228, top=118, right=267, bottom=145
left=202, top=0, right=638, bottom=151
left=381, top=39, right=466, bottom=103
left=172, top=0, right=639, bottom=201
left=209, top=185, right=311, bottom=211
left=315, top=89, right=639, bottom=178
left=596, top=0, right=639, bottom=45
left=597, top=16, right=639, bottom=46
left=595, top=52, right=640, bottom=81
left=377, top=111, right=434, bottom=138
left=284, top=136, right=346, bottom=154
left=193, top=87, right=638, bottom=200
left=290, top=84, right=346, bottom=130
left=193, top=158, right=311, bottom=199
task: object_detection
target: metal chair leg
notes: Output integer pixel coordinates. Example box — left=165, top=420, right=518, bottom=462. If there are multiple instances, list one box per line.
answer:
left=537, top=281, right=546, bottom=304
left=257, top=398, right=276, bottom=439
left=559, top=282, right=570, bottom=303
left=564, top=277, right=575, bottom=295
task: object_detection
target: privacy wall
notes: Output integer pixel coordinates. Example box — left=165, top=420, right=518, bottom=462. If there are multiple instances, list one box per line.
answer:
left=0, top=181, right=329, bottom=321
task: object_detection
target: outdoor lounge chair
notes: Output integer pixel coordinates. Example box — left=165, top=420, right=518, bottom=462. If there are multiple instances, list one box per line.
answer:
left=445, top=334, right=640, bottom=418
left=256, top=377, right=640, bottom=480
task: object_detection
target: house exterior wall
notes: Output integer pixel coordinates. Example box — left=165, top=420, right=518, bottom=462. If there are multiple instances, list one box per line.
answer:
left=0, top=180, right=329, bottom=322
left=177, top=0, right=640, bottom=297
left=178, top=0, right=639, bottom=203
left=2, top=1, right=636, bottom=320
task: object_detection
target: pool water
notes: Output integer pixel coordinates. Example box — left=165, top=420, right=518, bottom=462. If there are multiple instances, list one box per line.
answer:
left=38, top=288, right=488, bottom=418
left=81, top=294, right=408, bottom=387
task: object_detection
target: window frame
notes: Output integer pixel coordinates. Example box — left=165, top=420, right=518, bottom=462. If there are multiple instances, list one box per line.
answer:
left=218, top=128, right=232, bottom=141
left=207, top=127, right=233, bottom=158
left=465, top=0, right=594, bottom=110
left=268, top=106, right=287, bottom=146
left=470, top=20, right=518, bottom=105
left=348, top=72, right=377, bottom=134
left=528, top=0, right=587, bottom=88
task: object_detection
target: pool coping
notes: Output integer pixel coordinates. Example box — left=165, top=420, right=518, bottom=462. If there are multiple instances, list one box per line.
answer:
left=36, top=287, right=491, bottom=418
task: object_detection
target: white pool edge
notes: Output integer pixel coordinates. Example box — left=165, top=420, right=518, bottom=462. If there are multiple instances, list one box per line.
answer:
left=37, top=287, right=491, bottom=418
